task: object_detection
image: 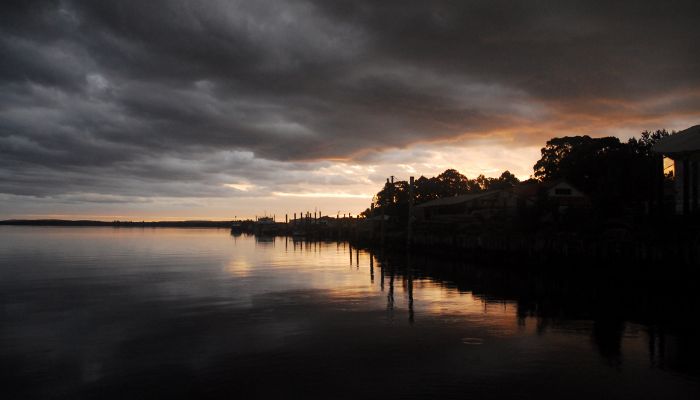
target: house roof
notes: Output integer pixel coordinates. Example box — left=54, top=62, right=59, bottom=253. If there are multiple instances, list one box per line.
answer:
left=513, top=179, right=587, bottom=197
left=543, top=179, right=587, bottom=193
left=512, top=181, right=540, bottom=197
left=414, top=190, right=498, bottom=208
left=653, top=125, right=700, bottom=154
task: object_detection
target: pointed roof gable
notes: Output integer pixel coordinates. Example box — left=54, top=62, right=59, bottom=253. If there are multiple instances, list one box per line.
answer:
left=653, top=125, right=700, bottom=155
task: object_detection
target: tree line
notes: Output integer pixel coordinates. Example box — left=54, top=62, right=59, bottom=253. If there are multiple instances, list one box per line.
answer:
left=363, top=130, right=671, bottom=218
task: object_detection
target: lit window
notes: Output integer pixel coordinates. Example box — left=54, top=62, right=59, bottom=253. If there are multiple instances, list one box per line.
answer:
left=663, top=156, right=674, bottom=177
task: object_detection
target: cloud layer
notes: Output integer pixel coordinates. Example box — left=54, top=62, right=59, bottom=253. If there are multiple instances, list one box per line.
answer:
left=1, top=0, right=699, bottom=218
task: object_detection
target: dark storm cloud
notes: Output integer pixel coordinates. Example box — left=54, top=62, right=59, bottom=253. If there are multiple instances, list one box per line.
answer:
left=1, top=0, right=699, bottom=200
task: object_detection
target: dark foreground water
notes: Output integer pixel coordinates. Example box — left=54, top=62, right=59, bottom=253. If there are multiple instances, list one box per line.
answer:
left=1, top=226, right=699, bottom=399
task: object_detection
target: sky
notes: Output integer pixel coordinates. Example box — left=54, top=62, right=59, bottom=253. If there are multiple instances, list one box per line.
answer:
left=1, top=0, right=699, bottom=220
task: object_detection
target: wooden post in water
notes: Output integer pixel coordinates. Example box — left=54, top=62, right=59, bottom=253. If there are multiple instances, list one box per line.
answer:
left=380, top=257, right=385, bottom=291
left=407, top=251, right=414, bottom=324
left=369, top=203, right=375, bottom=240
left=380, top=203, right=386, bottom=248
left=407, top=176, right=414, bottom=247
left=387, top=260, right=394, bottom=311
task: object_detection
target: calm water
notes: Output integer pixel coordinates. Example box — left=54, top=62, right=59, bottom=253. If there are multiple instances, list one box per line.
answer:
left=1, top=226, right=698, bottom=399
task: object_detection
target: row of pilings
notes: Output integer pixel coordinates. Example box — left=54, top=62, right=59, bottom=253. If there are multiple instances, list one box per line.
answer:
left=406, top=228, right=700, bottom=268
left=239, top=217, right=700, bottom=268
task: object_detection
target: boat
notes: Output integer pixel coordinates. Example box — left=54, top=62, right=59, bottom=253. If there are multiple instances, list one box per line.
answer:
left=254, top=216, right=278, bottom=235
left=230, top=221, right=243, bottom=234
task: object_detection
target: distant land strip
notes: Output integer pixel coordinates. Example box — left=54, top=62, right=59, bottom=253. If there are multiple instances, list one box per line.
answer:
left=0, top=220, right=234, bottom=228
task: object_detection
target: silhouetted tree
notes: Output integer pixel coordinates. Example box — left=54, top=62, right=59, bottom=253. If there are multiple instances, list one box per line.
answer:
left=436, top=169, right=471, bottom=197
left=627, top=129, right=670, bottom=157
left=533, top=131, right=673, bottom=215
left=490, top=170, right=521, bottom=190
left=367, top=168, right=522, bottom=220
left=533, top=136, right=624, bottom=191
left=363, top=129, right=673, bottom=221
left=474, top=174, right=490, bottom=191
left=414, top=176, right=440, bottom=203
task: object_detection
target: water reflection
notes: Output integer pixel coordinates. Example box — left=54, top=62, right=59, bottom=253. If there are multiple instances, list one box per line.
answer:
left=1, top=226, right=698, bottom=399
left=248, top=231, right=699, bottom=378
left=407, top=253, right=414, bottom=324
left=374, top=250, right=700, bottom=377
left=255, top=235, right=275, bottom=247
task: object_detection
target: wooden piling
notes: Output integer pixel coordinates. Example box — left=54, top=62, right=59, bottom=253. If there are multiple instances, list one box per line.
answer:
left=380, top=204, right=386, bottom=248
left=407, top=176, right=414, bottom=247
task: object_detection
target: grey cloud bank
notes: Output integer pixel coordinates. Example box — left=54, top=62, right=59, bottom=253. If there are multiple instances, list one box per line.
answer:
left=1, top=0, right=699, bottom=216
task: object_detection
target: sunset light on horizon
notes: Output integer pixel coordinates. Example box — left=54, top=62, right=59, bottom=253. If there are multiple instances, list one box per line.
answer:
left=2, top=1, right=699, bottom=220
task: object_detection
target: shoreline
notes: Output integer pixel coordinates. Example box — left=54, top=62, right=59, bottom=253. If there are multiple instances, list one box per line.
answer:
left=0, top=219, right=234, bottom=228
left=4, top=217, right=700, bottom=267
